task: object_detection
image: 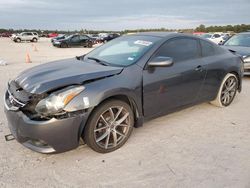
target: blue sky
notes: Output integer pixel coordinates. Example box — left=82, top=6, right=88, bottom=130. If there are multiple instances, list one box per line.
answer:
left=0, top=0, right=249, bottom=30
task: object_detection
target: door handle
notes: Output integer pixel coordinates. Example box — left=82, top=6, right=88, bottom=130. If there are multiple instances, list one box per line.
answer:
left=195, top=65, right=203, bottom=72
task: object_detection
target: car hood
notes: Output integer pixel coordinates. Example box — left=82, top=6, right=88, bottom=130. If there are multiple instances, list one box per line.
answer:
left=15, top=58, right=123, bottom=94
left=53, top=38, right=66, bottom=42
left=223, top=46, right=250, bottom=57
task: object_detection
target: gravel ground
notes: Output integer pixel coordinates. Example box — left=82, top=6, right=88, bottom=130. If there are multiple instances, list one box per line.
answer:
left=0, top=38, right=250, bottom=188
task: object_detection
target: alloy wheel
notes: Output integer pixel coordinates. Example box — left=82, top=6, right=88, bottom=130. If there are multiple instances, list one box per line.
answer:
left=220, top=76, right=237, bottom=106
left=94, top=106, right=132, bottom=150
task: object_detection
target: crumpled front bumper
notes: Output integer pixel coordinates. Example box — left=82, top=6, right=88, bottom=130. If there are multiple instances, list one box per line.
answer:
left=4, top=105, right=87, bottom=154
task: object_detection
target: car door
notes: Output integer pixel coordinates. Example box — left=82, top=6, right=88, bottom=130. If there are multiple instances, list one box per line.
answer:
left=143, top=37, right=207, bottom=118
left=21, top=33, right=29, bottom=41
left=26, top=33, right=33, bottom=40
left=70, top=35, right=81, bottom=46
left=79, top=35, right=89, bottom=46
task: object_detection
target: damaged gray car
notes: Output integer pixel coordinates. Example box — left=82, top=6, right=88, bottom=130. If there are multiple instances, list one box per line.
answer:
left=4, top=32, right=243, bottom=153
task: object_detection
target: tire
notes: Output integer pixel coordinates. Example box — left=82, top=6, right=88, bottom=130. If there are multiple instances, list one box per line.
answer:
left=83, top=100, right=134, bottom=153
left=32, top=38, right=38, bottom=42
left=60, top=43, right=68, bottom=48
left=87, top=42, right=93, bottom=48
left=210, top=73, right=238, bottom=107
left=16, top=38, right=21, bottom=43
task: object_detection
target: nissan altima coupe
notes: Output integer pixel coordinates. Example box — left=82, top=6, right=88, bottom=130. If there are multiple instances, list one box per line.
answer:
left=4, top=32, right=243, bottom=154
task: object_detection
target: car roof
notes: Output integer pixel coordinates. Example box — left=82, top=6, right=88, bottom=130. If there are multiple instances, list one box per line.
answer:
left=132, top=32, right=194, bottom=39
left=238, top=32, right=250, bottom=35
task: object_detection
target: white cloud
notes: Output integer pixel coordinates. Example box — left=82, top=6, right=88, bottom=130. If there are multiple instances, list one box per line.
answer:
left=0, top=0, right=249, bottom=30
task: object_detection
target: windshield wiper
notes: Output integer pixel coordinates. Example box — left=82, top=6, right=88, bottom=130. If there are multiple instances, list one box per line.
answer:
left=87, top=57, right=109, bottom=66
left=76, top=55, right=85, bottom=60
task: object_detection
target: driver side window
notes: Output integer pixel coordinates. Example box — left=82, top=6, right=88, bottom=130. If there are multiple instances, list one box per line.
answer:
left=154, top=38, right=200, bottom=63
left=71, top=36, right=80, bottom=42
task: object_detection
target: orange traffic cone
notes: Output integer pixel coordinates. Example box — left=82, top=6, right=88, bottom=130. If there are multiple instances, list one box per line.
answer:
left=26, top=52, right=32, bottom=63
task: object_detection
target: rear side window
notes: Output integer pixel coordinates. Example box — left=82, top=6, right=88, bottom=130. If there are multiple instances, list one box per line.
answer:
left=80, top=35, right=89, bottom=40
left=71, top=36, right=80, bottom=42
left=200, top=40, right=216, bottom=57
left=155, top=38, right=200, bottom=62
left=200, top=40, right=224, bottom=57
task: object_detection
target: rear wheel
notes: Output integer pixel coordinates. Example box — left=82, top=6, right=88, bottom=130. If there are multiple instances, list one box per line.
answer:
left=87, top=42, right=93, bottom=48
left=211, top=73, right=238, bottom=107
left=83, top=100, right=134, bottom=153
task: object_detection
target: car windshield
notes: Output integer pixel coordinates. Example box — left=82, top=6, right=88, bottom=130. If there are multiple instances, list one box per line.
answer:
left=65, top=35, right=74, bottom=39
left=85, top=35, right=161, bottom=67
left=224, top=34, right=250, bottom=47
left=201, top=34, right=212, bottom=39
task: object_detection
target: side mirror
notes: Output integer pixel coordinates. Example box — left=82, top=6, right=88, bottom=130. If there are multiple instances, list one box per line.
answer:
left=148, top=56, right=174, bottom=67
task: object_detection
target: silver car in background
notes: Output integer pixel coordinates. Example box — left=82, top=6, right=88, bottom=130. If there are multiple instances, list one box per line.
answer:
left=11, top=32, right=39, bottom=43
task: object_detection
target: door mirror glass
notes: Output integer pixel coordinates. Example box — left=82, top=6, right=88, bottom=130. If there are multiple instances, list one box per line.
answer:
left=148, top=56, right=174, bottom=67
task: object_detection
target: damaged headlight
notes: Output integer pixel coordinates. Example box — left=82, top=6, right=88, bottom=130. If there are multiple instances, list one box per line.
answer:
left=35, top=86, right=85, bottom=115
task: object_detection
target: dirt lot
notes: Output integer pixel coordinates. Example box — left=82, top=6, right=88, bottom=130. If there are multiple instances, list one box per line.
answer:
left=0, top=38, right=250, bottom=188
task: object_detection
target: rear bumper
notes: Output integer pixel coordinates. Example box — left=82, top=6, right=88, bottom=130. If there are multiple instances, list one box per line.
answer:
left=4, top=107, right=87, bottom=153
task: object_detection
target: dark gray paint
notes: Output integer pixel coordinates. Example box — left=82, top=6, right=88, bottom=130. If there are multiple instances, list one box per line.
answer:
left=223, top=46, right=250, bottom=57
left=15, top=58, right=123, bottom=94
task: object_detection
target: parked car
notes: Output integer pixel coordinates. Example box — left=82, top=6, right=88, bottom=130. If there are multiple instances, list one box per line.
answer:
left=99, top=33, right=120, bottom=43
left=51, top=34, right=68, bottom=43
left=209, top=33, right=223, bottom=44
left=88, top=34, right=99, bottom=44
left=11, top=32, right=39, bottom=42
left=39, top=33, right=48, bottom=37
left=4, top=32, right=243, bottom=154
left=47, top=33, right=59, bottom=38
left=0, top=32, right=12, bottom=37
left=52, top=34, right=93, bottom=48
left=193, top=32, right=205, bottom=36
left=223, top=32, right=250, bottom=75
left=201, top=33, right=226, bottom=44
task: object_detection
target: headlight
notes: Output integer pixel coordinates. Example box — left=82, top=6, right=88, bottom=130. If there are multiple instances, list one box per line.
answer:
left=35, top=86, right=85, bottom=115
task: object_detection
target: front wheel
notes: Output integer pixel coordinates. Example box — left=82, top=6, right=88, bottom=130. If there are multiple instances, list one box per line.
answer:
left=210, top=73, right=238, bottom=107
left=60, top=43, right=68, bottom=48
left=83, top=100, right=134, bottom=153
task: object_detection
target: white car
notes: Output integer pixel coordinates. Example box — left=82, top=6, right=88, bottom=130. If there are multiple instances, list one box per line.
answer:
left=11, top=32, right=39, bottom=43
left=201, top=33, right=226, bottom=44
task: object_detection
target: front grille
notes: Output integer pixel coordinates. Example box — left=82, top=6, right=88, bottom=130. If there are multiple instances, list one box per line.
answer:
left=5, top=90, right=26, bottom=111
left=6, top=90, right=26, bottom=108
left=4, top=80, right=31, bottom=111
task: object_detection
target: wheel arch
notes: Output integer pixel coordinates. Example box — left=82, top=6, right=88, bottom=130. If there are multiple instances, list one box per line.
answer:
left=78, top=93, right=143, bottom=141
left=229, top=71, right=241, bottom=92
